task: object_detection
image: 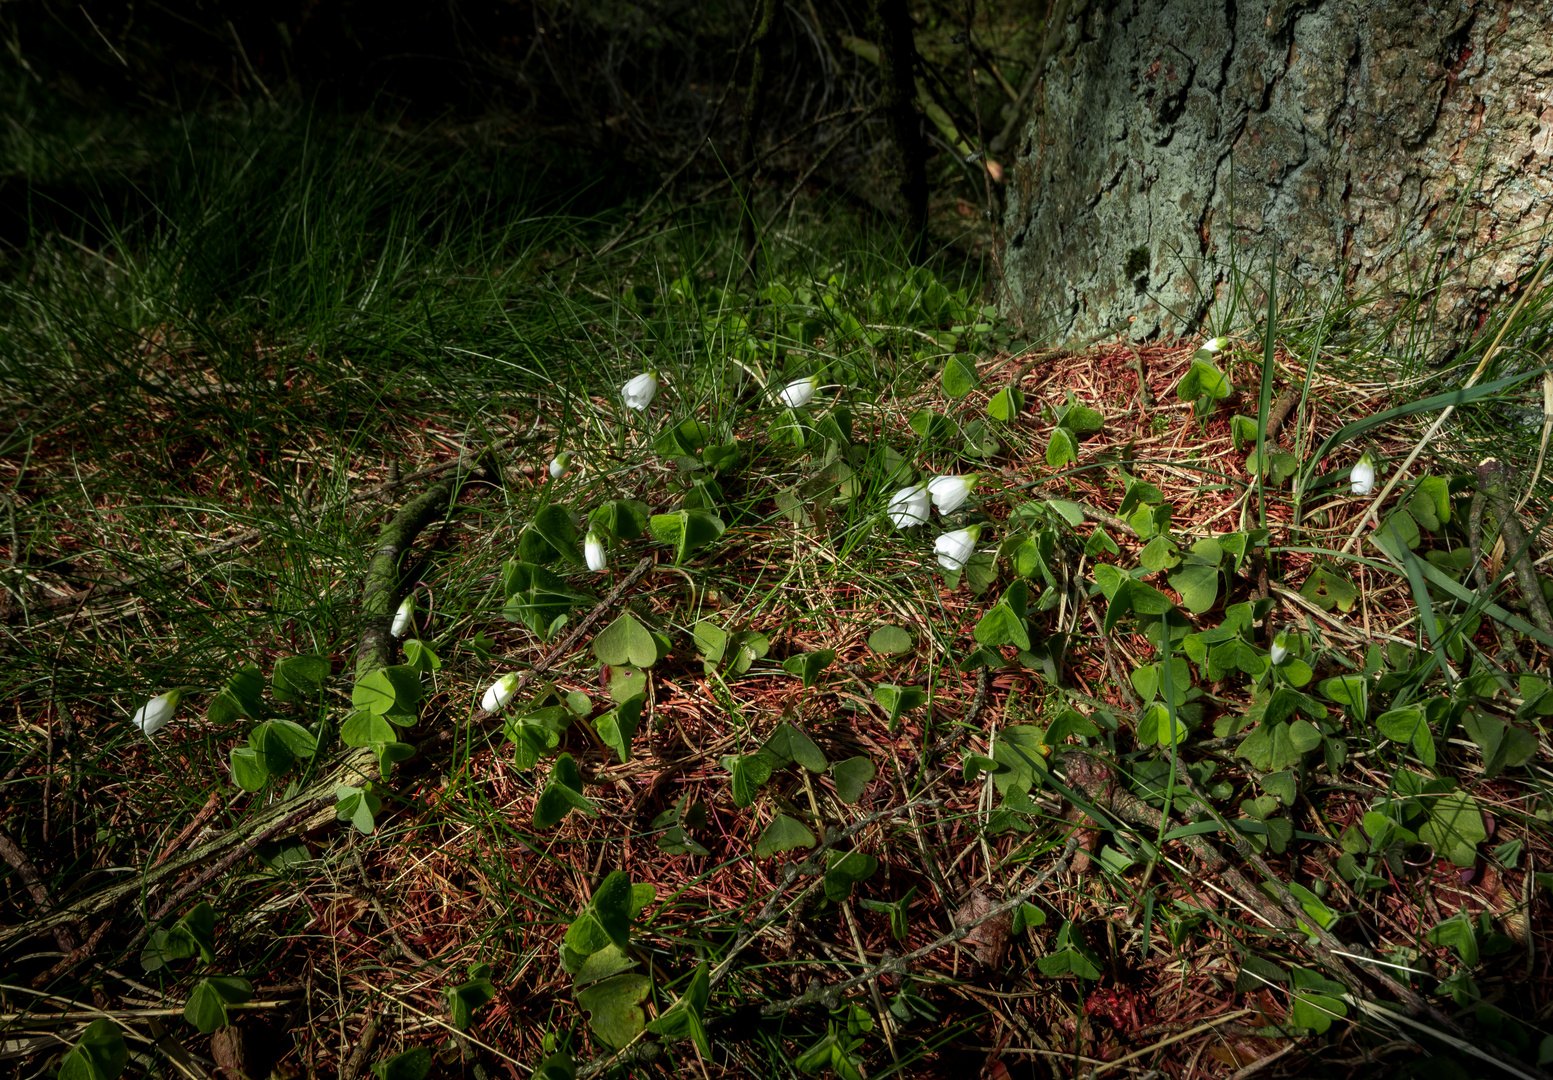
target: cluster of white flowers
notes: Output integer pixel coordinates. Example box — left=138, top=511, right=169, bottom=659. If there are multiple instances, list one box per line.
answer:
left=886, top=474, right=984, bottom=571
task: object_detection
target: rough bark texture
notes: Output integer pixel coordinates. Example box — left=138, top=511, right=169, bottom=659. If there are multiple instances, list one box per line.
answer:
left=1002, top=0, right=1553, bottom=343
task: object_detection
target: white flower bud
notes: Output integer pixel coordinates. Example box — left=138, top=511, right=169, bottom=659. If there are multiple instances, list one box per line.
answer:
left=1351, top=453, right=1376, bottom=496
left=481, top=673, right=520, bottom=713
left=1202, top=335, right=1230, bottom=354
left=585, top=531, right=607, bottom=572
left=886, top=485, right=931, bottom=529
left=927, top=474, right=979, bottom=515
left=131, top=690, right=183, bottom=736
left=934, top=524, right=982, bottom=571
left=1270, top=634, right=1289, bottom=665
left=390, top=596, right=414, bottom=638
left=778, top=375, right=819, bottom=409
left=621, top=372, right=658, bottom=411
left=549, top=452, right=574, bottom=480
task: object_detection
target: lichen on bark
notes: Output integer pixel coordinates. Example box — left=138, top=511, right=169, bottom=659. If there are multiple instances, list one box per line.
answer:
left=1002, top=0, right=1553, bottom=344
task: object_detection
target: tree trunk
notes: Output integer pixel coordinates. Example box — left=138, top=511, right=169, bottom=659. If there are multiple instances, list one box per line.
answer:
left=1001, top=0, right=1553, bottom=345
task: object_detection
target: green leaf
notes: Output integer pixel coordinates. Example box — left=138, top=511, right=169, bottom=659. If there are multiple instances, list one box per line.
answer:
left=649, top=510, right=726, bottom=564
left=1319, top=675, right=1369, bottom=721
left=1135, top=702, right=1186, bottom=746
left=372, top=1046, right=433, bottom=1080
left=782, top=650, right=836, bottom=687
left=723, top=751, right=775, bottom=807
left=596, top=694, right=645, bottom=763
left=607, top=665, right=648, bottom=704
left=755, top=814, right=817, bottom=858
left=1420, top=792, right=1486, bottom=868
left=988, top=385, right=1024, bottom=421
left=229, top=746, right=268, bottom=792
left=341, top=709, right=395, bottom=747
left=764, top=723, right=828, bottom=773
left=1301, top=565, right=1358, bottom=612
left=534, top=754, right=597, bottom=829
left=266, top=718, right=318, bottom=759
left=587, top=870, right=636, bottom=952
left=1036, top=922, right=1101, bottom=979
left=909, top=409, right=956, bottom=441
left=402, top=639, right=442, bottom=673
left=1289, top=968, right=1348, bottom=1034
left=447, top=974, right=498, bottom=1030
left=974, top=603, right=1031, bottom=650
left=868, top=625, right=914, bottom=655
left=533, top=1052, right=577, bottom=1080
left=568, top=942, right=637, bottom=984
left=183, top=976, right=253, bottom=1035
left=593, top=612, right=664, bottom=668
left=501, top=561, right=585, bottom=634
left=589, top=499, right=651, bottom=542
left=1168, top=560, right=1220, bottom=613
left=1045, top=426, right=1077, bottom=468
left=872, top=684, right=927, bottom=730
left=172, top=902, right=218, bottom=964
left=694, top=620, right=731, bottom=667
left=351, top=665, right=423, bottom=723
left=1059, top=399, right=1105, bottom=434
left=831, top=757, right=876, bottom=804
left=575, top=974, right=651, bottom=1049
left=860, top=888, right=917, bottom=941
left=727, top=631, right=769, bottom=676
left=271, top=654, right=329, bottom=702
left=334, top=783, right=382, bottom=835
left=1409, top=475, right=1452, bottom=531
left=992, top=725, right=1050, bottom=795
left=653, top=418, right=713, bottom=456
left=377, top=741, right=416, bottom=778
left=1376, top=707, right=1435, bottom=768
left=207, top=665, right=266, bottom=724
left=644, top=964, right=712, bottom=1058
left=1427, top=912, right=1480, bottom=966
left=941, top=355, right=979, bottom=397
left=824, top=850, right=880, bottom=901
left=1177, top=358, right=1232, bottom=402
left=58, top=1017, right=128, bottom=1080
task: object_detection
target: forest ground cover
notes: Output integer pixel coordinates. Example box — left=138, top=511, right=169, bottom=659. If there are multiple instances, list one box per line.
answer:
left=5, top=97, right=1553, bottom=1080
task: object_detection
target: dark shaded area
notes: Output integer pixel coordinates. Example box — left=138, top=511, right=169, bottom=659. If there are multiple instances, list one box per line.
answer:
left=2, top=0, right=1038, bottom=260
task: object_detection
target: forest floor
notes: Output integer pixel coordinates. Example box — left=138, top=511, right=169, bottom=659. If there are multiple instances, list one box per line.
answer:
left=4, top=100, right=1553, bottom=1080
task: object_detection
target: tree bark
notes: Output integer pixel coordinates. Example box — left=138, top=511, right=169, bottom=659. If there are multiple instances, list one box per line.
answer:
left=1001, top=0, right=1553, bottom=344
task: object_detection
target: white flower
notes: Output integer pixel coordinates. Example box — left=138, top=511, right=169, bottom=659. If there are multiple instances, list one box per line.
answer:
left=1202, top=335, right=1230, bottom=354
left=621, top=372, right=658, bottom=411
left=934, top=525, right=982, bottom=572
left=1270, top=633, right=1289, bottom=665
left=481, top=673, right=520, bottom=713
left=927, top=474, right=978, bottom=515
left=1351, top=452, right=1376, bottom=496
left=778, top=375, right=819, bottom=409
left=549, top=452, right=574, bottom=480
left=886, top=485, right=931, bottom=529
left=584, top=531, right=607, bottom=572
left=131, top=690, right=182, bottom=736
left=390, top=596, right=414, bottom=638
